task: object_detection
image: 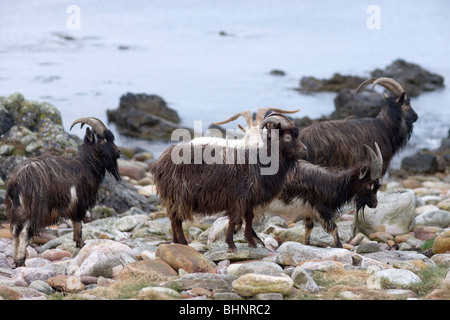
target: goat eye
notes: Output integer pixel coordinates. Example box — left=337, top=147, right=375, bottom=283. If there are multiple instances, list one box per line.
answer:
left=284, top=134, right=292, bottom=142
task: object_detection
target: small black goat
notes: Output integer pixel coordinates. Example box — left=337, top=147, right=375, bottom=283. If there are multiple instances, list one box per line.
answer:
left=149, top=114, right=307, bottom=251
left=257, top=143, right=383, bottom=248
left=300, top=77, right=418, bottom=175
left=5, top=117, right=121, bottom=267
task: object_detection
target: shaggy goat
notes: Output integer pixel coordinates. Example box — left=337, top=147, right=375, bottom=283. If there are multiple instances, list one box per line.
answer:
left=149, top=114, right=307, bottom=251
left=255, top=143, right=383, bottom=248
left=299, top=77, right=418, bottom=175
left=5, top=117, right=121, bottom=267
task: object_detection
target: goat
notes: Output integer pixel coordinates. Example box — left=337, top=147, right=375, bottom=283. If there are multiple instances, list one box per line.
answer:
left=149, top=114, right=307, bottom=251
left=299, top=77, right=418, bottom=175
left=4, top=117, right=121, bottom=267
left=190, top=108, right=299, bottom=148
left=255, top=143, right=383, bottom=248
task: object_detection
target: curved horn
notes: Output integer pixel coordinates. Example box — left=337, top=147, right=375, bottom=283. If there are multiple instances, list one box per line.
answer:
left=70, top=117, right=107, bottom=135
left=255, top=107, right=300, bottom=124
left=260, top=113, right=293, bottom=129
left=356, top=78, right=376, bottom=94
left=372, top=77, right=404, bottom=96
left=356, top=77, right=405, bottom=97
left=213, top=110, right=253, bottom=127
left=364, top=142, right=383, bottom=180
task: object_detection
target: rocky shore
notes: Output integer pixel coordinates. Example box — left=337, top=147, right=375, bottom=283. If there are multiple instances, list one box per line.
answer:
left=0, top=71, right=449, bottom=300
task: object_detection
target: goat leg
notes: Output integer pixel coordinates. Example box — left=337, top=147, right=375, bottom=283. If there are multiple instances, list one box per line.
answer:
left=169, top=210, right=188, bottom=245
left=303, top=217, right=314, bottom=246
left=243, top=210, right=258, bottom=248
left=225, top=216, right=238, bottom=252
left=12, top=223, right=29, bottom=267
left=320, top=218, right=342, bottom=248
left=72, top=220, right=85, bottom=248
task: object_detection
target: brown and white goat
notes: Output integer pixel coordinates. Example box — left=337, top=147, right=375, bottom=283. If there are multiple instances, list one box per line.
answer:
left=5, top=117, right=121, bottom=267
left=299, top=77, right=418, bottom=175
left=149, top=114, right=307, bottom=251
left=256, top=143, right=383, bottom=248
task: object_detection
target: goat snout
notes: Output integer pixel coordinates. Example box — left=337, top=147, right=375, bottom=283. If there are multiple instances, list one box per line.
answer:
left=369, top=199, right=378, bottom=208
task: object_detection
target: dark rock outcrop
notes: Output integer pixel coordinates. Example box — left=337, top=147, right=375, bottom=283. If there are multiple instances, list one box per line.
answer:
left=107, top=93, right=192, bottom=141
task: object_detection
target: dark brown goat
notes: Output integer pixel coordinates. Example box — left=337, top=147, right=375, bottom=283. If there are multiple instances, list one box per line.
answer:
left=300, top=77, right=418, bottom=175
left=256, top=143, right=383, bottom=248
left=149, top=115, right=307, bottom=251
left=5, top=117, right=121, bottom=267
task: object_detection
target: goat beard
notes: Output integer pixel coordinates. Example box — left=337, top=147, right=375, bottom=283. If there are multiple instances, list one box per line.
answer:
left=355, top=197, right=367, bottom=221
left=100, top=149, right=121, bottom=182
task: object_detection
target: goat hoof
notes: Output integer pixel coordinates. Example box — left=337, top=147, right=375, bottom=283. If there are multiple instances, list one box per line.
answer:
left=14, top=258, right=26, bottom=268
left=75, top=239, right=85, bottom=248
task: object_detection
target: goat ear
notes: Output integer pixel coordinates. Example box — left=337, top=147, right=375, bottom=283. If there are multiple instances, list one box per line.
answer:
left=396, top=92, right=406, bottom=105
left=86, top=127, right=98, bottom=144
left=359, top=165, right=369, bottom=179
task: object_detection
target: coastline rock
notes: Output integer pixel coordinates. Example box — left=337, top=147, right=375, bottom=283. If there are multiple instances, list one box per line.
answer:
left=107, top=92, right=192, bottom=141
left=370, top=59, right=444, bottom=97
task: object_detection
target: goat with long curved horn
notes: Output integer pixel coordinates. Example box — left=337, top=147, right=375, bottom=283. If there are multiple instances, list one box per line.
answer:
left=70, top=117, right=108, bottom=135
left=356, top=77, right=405, bottom=97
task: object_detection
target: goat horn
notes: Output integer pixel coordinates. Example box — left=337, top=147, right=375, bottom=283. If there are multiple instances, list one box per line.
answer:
left=70, top=117, right=107, bottom=135
left=213, top=111, right=254, bottom=127
left=356, top=78, right=376, bottom=94
left=255, top=107, right=300, bottom=124
left=260, top=113, right=293, bottom=129
left=356, top=77, right=405, bottom=97
left=372, top=77, right=405, bottom=96
left=364, top=142, right=383, bottom=180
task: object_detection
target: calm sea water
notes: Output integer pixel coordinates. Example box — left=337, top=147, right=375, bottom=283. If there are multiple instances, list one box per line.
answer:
left=1, top=0, right=449, bottom=167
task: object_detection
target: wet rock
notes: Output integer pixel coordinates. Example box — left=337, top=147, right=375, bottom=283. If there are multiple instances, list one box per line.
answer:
left=333, top=89, right=384, bottom=119
left=107, top=92, right=191, bottom=141
left=355, top=188, right=416, bottom=236
left=401, top=152, right=439, bottom=174
left=370, top=59, right=444, bottom=97
left=297, top=74, right=365, bottom=93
